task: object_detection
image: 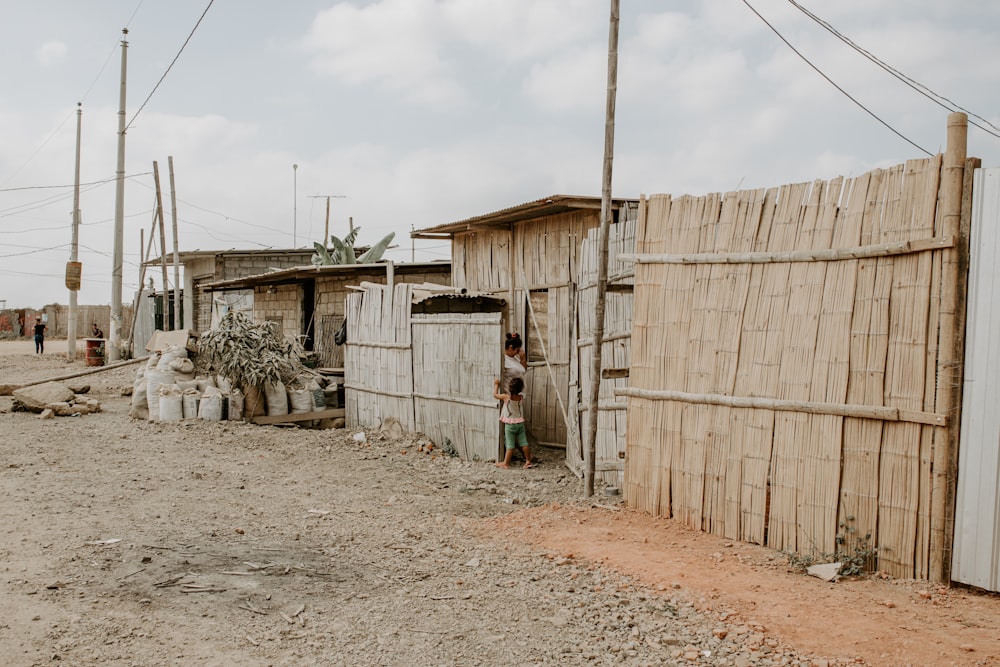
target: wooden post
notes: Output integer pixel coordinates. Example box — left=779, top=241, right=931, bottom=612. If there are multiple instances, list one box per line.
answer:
left=585, top=0, right=620, bottom=497
left=168, top=156, right=180, bottom=330
left=153, top=161, right=169, bottom=330
left=930, top=111, right=968, bottom=584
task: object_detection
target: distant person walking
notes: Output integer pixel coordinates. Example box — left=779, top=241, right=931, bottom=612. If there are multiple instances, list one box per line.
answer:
left=33, top=317, right=47, bottom=354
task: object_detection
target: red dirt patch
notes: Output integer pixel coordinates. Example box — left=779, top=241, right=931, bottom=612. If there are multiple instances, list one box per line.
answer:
left=486, top=502, right=1000, bottom=666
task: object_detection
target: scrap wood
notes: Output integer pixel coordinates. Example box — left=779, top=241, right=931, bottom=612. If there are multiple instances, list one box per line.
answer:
left=4, top=357, right=145, bottom=393
left=153, top=575, right=188, bottom=588
left=180, top=586, right=226, bottom=593
left=292, top=603, right=305, bottom=617
left=279, top=611, right=296, bottom=625
left=245, top=635, right=260, bottom=646
left=117, top=567, right=147, bottom=580
left=221, top=570, right=256, bottom=576
left=239, top=599, right=267, bottom=615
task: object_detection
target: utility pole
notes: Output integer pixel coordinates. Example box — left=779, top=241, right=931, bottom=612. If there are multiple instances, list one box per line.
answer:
left=153, top=161, right=169, bottom=329
left=67, top=103, right=83, bottom=361
left=168, top=156, right=180, bottom=330
left=108, top=29, right=128, bottom=362
left=309, top=194, right=348, bottom=246
left=584, top=0, right=620, bottom=497
left=292, top=163, right=298, bottom=247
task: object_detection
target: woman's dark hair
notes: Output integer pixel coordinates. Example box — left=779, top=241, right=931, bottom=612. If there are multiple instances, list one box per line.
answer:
left=504, top=332, right=522, bottom=351
left=509, top=377, right=524, bottom=395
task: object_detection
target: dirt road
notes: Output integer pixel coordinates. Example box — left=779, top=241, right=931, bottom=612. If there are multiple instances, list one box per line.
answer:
left=0, top=342, right=997, bottom=666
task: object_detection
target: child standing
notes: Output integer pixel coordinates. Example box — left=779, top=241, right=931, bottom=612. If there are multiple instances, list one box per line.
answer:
left=494, top=376, right=533, bottom=469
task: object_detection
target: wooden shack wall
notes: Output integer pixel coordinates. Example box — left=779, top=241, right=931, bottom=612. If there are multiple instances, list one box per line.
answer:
left=574, top=218, right=636, bottom=485
left=450, top=210, right=599, bottom=449
left=623, top=157, right=953, bottom=578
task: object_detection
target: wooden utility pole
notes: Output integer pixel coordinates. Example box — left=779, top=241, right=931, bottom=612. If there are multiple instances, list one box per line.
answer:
left=309, top=194, right=348, bottom=246
left=153, top=161, right=169, bottom=329
left=67, top=103, right=83, bottom=361
left=108, top=29, right=129, bottom=362
left=168, top=156, right=180, bottom=330
left=584, top=0, right=620, bottom=497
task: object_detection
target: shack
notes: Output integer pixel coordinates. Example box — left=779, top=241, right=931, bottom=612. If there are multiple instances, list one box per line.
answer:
left=202, top=261, right=451, bottom=370
left=412, top=195, right=639, bottom=469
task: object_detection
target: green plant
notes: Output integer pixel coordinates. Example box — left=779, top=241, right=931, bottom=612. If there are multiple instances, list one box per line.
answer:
left=198, top=311, right=295, bottom=389
left=312, top=228, right=396, bottom=266
left=441, top=437, right=459, bottom=458
left=784, top=516, right=879, bottom=577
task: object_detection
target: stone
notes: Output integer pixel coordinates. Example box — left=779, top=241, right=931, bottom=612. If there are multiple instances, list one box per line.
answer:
left=45, top=402, right=76, bottom=417
left=86, top=399, right=102, bottom=413
left=68, top=384, right=90, bottom=394
left=0, top=383, right=21, bottom=396
left=379, top=416, right=405, bottom=439
left=13, top=382, right=75, bottom=413
left=806, top=562, right=842, bottom=582
left=39, top=409, right=55, bottom=419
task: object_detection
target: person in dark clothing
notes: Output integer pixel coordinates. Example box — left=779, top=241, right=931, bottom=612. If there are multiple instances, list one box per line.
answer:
left=33, top=317, right=47, bottom=354
left=92, top=323, right=104, bottom=339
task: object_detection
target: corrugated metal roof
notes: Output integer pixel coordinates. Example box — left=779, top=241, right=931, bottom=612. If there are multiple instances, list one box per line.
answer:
left=410, top=194, right=638, bottom=238
left=202, top=260, right=451, bottom=291
left=145, top=247, right=315, bottom=266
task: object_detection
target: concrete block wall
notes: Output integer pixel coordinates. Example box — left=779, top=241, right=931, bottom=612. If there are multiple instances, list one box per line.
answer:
left=222, top=254, right=312, bottom=281
left=253, top=284, right=302, bottom=341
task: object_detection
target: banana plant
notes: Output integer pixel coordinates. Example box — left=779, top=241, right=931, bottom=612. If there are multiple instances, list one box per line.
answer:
left=311, top=228, right=395, bottom=266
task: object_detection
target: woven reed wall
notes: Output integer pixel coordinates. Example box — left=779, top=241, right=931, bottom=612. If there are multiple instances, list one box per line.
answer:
left=345, top=283, right=415, bottom=431
left=573, top=218, right=636, bottom=484
left=412, top=312, right=503, bottom=461
left=344, top=282, right=506, bottom=459
left=623, top=157, right=949, bottom=578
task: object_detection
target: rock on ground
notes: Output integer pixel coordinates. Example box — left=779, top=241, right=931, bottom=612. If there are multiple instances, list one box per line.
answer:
left=12, top=381, right=75, bottom=412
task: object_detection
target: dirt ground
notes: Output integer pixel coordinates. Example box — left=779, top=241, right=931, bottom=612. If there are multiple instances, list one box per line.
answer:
left=1, top=340, right=998, bottom=667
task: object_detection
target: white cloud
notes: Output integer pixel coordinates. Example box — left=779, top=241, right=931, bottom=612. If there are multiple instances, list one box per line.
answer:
left=36, top=40, right=67, bottom=67
left=303, top=0, right=468, bottom=109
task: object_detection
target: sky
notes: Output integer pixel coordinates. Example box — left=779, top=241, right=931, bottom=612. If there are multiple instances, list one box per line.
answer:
left=1, top=0, right=998, bottom=308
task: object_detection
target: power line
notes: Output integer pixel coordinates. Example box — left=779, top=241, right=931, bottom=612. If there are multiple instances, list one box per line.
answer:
left=125, top=0, right=215, bottom=131
left=741, top=0, right=933, bottom=157
left=786, top=0, right=1000, bottom=140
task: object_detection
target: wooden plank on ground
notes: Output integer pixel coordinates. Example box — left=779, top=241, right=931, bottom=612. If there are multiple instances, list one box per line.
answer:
left=251, top=408, right=345, bottom=425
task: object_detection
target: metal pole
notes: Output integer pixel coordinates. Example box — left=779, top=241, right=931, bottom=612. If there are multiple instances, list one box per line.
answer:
left=68, top=103, right=82, bottom=361
left=584, top=0, right=619, bottom=497
left=108, top=29, right=128, bottom=362
left=168, top=156, right=180, bottom=330
left=292, top=163, right=298, bottom=247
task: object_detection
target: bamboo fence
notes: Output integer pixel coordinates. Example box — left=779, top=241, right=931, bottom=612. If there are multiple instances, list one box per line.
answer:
left=573, top=218, right=636, bottom=484
left=621, top=146, right=967, bottom=579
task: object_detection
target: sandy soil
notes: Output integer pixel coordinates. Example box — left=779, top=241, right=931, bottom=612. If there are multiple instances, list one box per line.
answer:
left=0, top=340, right=997, bottom=666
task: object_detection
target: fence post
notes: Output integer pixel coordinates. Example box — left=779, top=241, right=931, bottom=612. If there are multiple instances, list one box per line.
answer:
left=931, top=111, right=968, bottom=584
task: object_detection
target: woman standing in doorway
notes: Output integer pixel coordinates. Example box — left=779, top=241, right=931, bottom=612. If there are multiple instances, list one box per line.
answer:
left=501, top=332, right=526, bottom=392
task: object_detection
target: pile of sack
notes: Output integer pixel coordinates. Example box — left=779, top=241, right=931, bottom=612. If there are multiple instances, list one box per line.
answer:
left=128, top=344, right=335, bottom=423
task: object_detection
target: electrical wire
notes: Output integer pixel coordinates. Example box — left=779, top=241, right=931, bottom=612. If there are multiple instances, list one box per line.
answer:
left=786, top=0, right=1000, bottom=139
left=125, top=0, right=215, bottom=131
left=740, top=0, right=933, bottom=156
